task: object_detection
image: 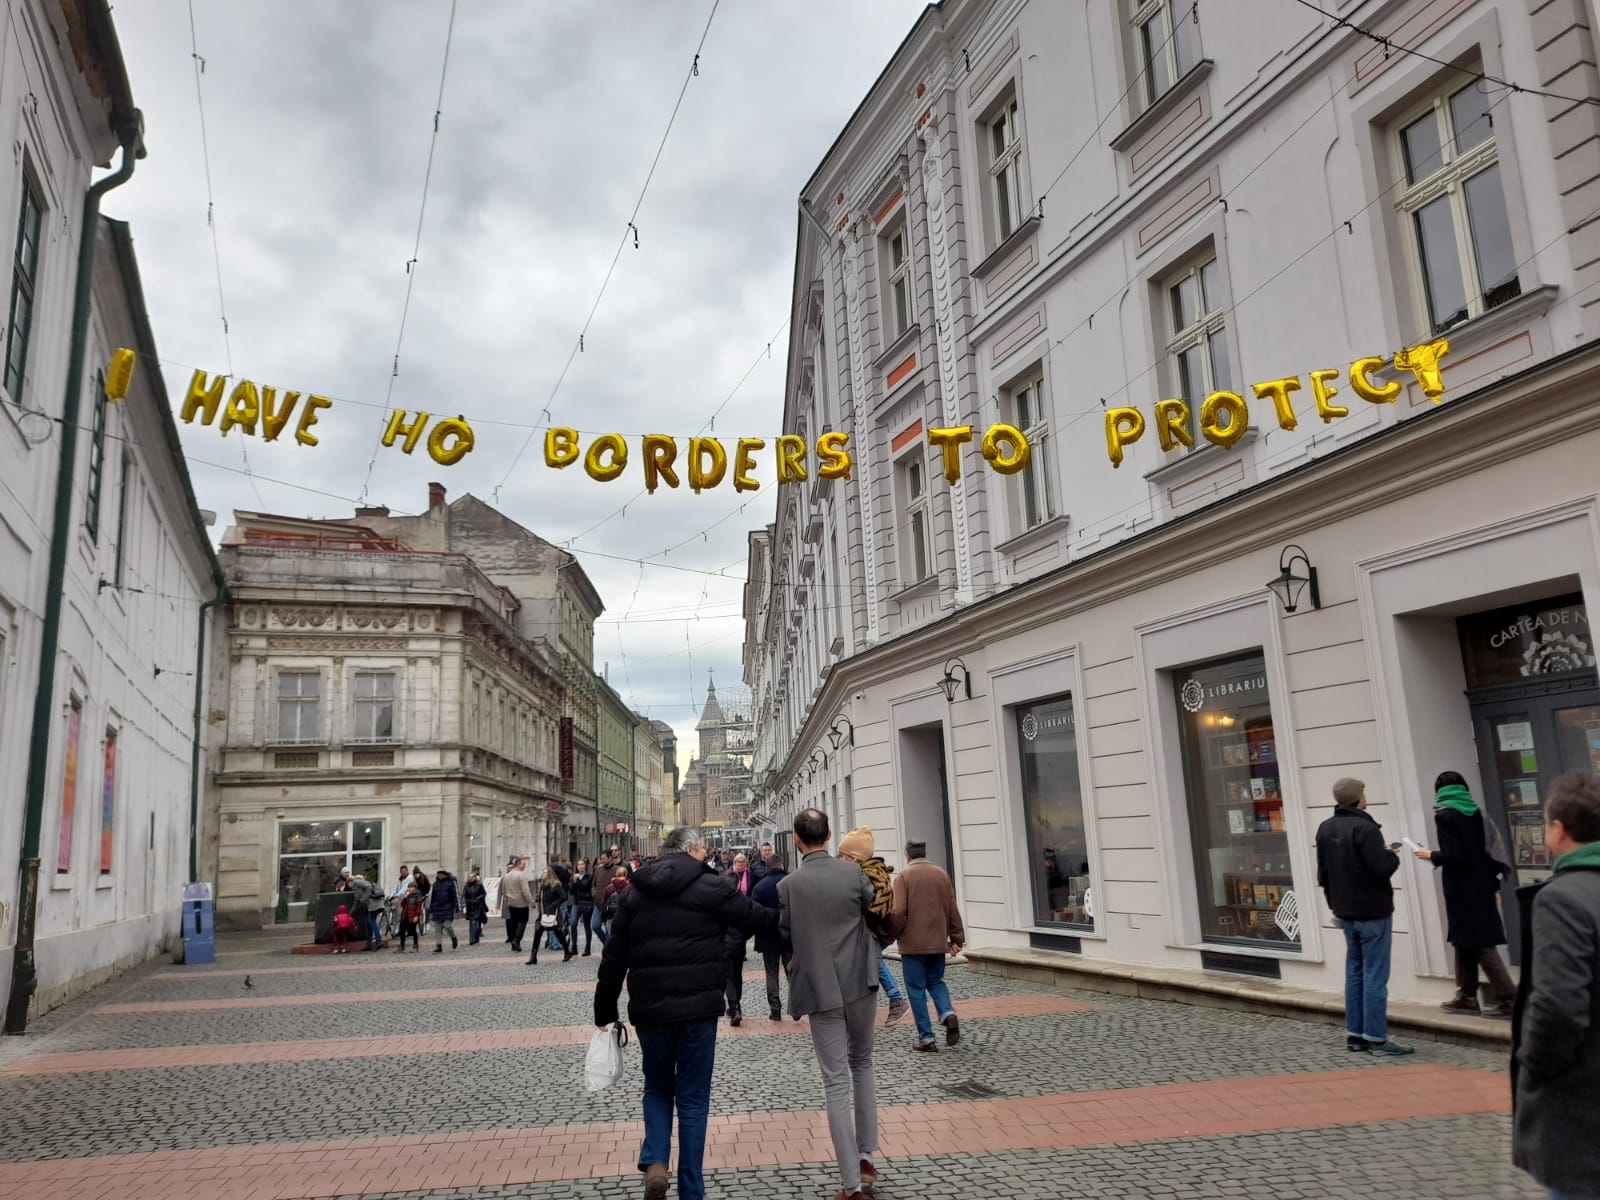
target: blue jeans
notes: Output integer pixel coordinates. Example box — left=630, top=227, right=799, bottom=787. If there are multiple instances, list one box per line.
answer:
left=468, top=918, right=482, bottom=944
left=1551, top=1192, right=1600, bottom=1199
left=901, top=952, right=954, bottom=1045
left=365, top=910, right=383, bottom=949
left=593, top=904, right=608, bottom=945
left=637, top=1018, right=717, bottom=1200
left=1341, top=917, right=1392, bottom=1042
left=877, top=951, right=903, bottom=1002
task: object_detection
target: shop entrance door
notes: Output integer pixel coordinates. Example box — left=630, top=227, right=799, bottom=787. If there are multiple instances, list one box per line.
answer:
left=897, top=724, right=954, bottom=874
left=1458, top=593, right=1599, bottom=964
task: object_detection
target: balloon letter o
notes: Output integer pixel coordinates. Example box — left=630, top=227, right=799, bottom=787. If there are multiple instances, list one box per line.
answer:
left=585, top=433, right=628, bottom=482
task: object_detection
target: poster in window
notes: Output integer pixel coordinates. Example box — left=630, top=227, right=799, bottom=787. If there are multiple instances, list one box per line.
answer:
left=100, top=733, right=117, bottom=874
left=57, top=702, right=82, bottom=873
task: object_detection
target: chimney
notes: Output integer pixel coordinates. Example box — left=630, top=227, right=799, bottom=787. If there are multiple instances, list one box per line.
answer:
left=354, top=504, right=389, bottom=518
left=428, top=482, right=446, bottom=510
left=603, top=661, right=610, bottom=683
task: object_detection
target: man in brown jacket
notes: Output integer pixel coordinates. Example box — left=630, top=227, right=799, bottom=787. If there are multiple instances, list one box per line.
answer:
left=890, top=840, right=966, bottom=1052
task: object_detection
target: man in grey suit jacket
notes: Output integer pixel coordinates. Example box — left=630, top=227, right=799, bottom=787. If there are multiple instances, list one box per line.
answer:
left=779, top=808, right=880, bottom=1200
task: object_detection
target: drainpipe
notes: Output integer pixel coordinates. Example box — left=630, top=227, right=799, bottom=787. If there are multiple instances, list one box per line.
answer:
left=188, top=570, right=228, bottom=883
left=5, top=116, right=143, bottom=1036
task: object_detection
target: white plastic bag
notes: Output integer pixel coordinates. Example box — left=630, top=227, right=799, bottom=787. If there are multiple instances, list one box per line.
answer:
left=584, top=1024, right=627, bottom=1092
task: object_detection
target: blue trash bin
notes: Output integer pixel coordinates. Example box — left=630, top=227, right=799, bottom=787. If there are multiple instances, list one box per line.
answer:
left=181, top=881, right=215, bottom=965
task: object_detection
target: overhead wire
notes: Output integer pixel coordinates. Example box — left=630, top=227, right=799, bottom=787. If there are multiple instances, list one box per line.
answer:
left=359, top=0, right=461, bottom=503
left=185, top=0, right=263, bottom=510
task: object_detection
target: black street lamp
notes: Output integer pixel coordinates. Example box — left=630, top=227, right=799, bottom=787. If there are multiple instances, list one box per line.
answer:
left=938, top=657, right=973, bottom=703
left=1266, top=543, right=1321, bottom=614
left=826, top=715, right=854, bottom=751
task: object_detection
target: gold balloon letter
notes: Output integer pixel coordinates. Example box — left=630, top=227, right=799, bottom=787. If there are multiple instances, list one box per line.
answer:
left=428, top=416, right=475, bottom=466
left=382, top=409, right=430, bottom=455
left=1154, top=399, right=1194, bottom=451
left=1349, top=356, right=1401, bottom=404
left=775, top=434, right=809, bottom=483
left=181, top=369, right=226, bottom=426
left=981, top=423, right=1030, bottom=475
left=642, top=435, right=680, bottom=493
left=688, top=437, right=727, bottom=493
left=816, top=431, right=852, bottom=481
left=1309, top=368, right=1347, bottom=423
left=545, top=427, right=580, bottom=468
left=1199, top=391, right=1248, bottom=449
left=219, top=379, right=260, bottom=438
left=585, top=433, right=628, bottom=481
left=260, top=388, right=301, bottom=442
left=295, top=395, right=331, bottom=447
left=1394, top=338, right=1450, bottom=402
left=733, top=438, right=764, bottom=493
left=927, top=426, right=973, bottom=483
left=1104, top=407, right=1145, bottom=468
left=105, top=348, right=136, bottom=401
left=1253, top=377, right=1301, bottom=432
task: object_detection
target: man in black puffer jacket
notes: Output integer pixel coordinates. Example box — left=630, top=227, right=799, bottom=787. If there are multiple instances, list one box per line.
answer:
left=594, top=826, right=777, bottom=1200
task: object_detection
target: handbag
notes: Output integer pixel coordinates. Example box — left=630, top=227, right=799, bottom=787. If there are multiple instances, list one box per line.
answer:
left=539, top=912, right=558, bottom=929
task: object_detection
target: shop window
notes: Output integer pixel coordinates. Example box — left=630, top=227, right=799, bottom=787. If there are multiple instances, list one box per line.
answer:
left=1457, top=595, right=1594, bottom=687
left=1394, top=78, right=1520, bottom=333
left=57, top=696, right=83, bottom=874
left=100, top=728, right=117, bottom=875
left=352, top=672, right=396, bottom=742
left=1173, top=652, right=1300, bottom=951
left=1015, top=694, right=1092, bottom=929
left=275, top=819, right=383, bottom=904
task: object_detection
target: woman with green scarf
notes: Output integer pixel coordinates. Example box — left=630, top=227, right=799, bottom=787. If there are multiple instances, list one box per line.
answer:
left=1414, top=770, right=1515, bottom=1017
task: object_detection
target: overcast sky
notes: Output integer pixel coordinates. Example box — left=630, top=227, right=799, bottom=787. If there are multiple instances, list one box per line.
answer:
left=108, top=0, right=928, bottom=755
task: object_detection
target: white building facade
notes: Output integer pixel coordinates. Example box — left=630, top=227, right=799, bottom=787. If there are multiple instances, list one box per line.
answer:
left=746, top=0, right=1600, bottom=1002
left=0, top=1, right=220, bottom=1019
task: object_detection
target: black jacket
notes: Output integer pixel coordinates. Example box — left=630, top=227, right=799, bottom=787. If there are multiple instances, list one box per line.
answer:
left=1427, top=807, right=1507, bottom=949
left=594, top=851, right=779, bottom=1028
left=750, top=868, right=786, bottom=955
left=723, top=867, right=758, bottom=959
left=462, top=879, right=488, bottom=921
left=1512, top=865, right=1600, bottom=1193
left=427, top=875, right=460, bottom=921
left=570, top=871, right=596, bottom=911
left=536, top=880, right=567, bottom=917
left=1314, top=807, right=1397, bottom=921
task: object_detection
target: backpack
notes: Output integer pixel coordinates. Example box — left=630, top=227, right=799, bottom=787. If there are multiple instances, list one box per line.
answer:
left=860, top=857, right=895, bottom=932
left=602, top=887, right=623, bottom=920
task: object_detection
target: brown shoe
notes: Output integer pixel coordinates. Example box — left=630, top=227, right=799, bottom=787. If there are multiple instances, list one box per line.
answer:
left=859, top=1158, right=878, bottom=1187
left=885, top=998, right=908, bottom=1026
left=643, top=1162, right=668, bottom=1200
left=834, top=1193, right=865, bottom=1200
left=1440, top=996, right=1481, bottom=1015
left=913, top=1040, right=938, bottom=1053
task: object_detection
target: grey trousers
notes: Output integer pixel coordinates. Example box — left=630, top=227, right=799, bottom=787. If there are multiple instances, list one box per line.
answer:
left=807, top=989, right=879, bottom=1193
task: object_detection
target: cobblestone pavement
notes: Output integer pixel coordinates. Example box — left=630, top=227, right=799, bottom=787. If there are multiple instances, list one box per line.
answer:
left=0, top=929, right=1540, bottom=1199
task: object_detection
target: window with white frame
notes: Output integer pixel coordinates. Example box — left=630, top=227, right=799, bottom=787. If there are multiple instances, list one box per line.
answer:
left=1395, top=80, right=1520, bottom=334
left=898, top=455, right=932, bottom=583
left=1163, top=254, right=1232, bottom=448
left=352, top=672, right=396, bottom=742
left=1131, top=0, right=1199, bottom=109
left=85, top=371, right=110, bottom=541
left=275, top=671, right=322, bottom=743
left=986, top=95, right=1027, bottom=243
left=5, top=172, right=44, bottom=402
left=1004, top=372, right=1052, bottom=530
left=881, top=222, right=912, bottom=341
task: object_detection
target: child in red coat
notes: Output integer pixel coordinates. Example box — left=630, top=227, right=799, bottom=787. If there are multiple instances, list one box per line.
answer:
left=396, top=882, right=424, bottom=953
left=332, top=904, right=357, bottom=953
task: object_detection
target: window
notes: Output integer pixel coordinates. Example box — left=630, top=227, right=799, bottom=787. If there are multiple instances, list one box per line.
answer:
left=112, top=451, right=132, bottom=586
left=882, top=224, right=912, bottom=340
left=1173, top=652, right=1300, bottom=951
left=1395, top=80, right=1520, bottom=333
left=1016, top=695, right=1092, bottom=929
left=85, top=372, right=109, bottom=540
left=275, top=819, right=383, bottom=905
left=1163, top=255, right=1231, bottom=448
left=1005, top=373, right=1052, bottom=529
left=1131, top=0, right=1199, bottom=109
left=468, top=814, right=490, bottom=875
left=5, top=175, right=43, bottom=401
left=100, top=729, right=117, bottom=875
left=57, top=697, right=82, bottom=873
left=276, top=671, right=322, bottom=743
left=352, top=672, right=395, bottom=742
left=899, top=455, right=932, bottom=583
left=986, top=97, right=1026, bottom=242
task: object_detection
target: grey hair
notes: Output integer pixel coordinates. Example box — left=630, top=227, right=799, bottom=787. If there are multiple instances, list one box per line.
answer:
left=1332, top=777, right=1366, bottom=808
left=663, top=826, right=705, bottom=853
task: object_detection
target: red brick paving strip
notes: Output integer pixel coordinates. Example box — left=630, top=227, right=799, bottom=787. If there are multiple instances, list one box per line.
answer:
left=0, top=1064, right=1507, bottom=1199
left=96, top=981, right=593, bottom=1013
left=6, top=995, right=1097, bottom=1075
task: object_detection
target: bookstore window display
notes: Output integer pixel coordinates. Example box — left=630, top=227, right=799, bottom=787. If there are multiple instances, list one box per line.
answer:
left=1015, top=694, right=1093, bottom=929
left=1174, top=652, right=1301, bottom=950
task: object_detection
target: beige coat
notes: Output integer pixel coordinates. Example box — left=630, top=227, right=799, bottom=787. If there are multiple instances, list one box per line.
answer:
left=891, top=859, right=966, bottom=956
left=499, top=867, right=535, bottom=910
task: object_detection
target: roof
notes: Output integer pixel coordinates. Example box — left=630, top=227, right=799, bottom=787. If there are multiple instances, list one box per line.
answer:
left=695, top=680, right=726, bottom=730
